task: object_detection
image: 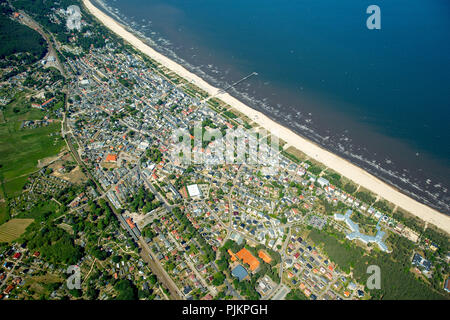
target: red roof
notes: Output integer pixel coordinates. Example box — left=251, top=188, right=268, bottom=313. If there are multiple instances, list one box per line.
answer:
left=126, top=218, right=136, bottom=229
left=4, top=285, right=14, bottom=294
left=105, top=154, right=117, bottom=162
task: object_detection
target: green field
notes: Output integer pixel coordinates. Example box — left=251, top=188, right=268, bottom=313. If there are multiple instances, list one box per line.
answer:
left=0, top=218, right=34, bottom=242
left=0, top=201, right=8, bottom=225
left=0, top=91, right=65, bottom=198
left=16, top=200, right=59, bottom=220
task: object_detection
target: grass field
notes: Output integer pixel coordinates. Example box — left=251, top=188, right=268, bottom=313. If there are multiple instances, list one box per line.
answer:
left=0, top=201, right=8, bottom=225
left=0, top=218, right=34, bottom=242
left=2, top=175, right=29, bottom=198
left=0, top=91, right=65, bottom=198
left=16, top=200, right=59, bottom=220
left=0, top=180, right=4, bottom=200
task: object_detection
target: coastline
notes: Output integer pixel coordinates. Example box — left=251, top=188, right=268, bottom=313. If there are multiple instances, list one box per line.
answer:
left=82, top=0, right=450, bottom=235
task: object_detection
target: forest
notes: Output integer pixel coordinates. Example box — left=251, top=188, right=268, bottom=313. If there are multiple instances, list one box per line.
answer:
left=0, top=12, right=46, bottom=60
left=308, top=229, right=445, bottom=299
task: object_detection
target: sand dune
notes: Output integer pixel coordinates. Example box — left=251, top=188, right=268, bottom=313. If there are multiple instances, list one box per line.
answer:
left=82, top=0, right=450, bottom=235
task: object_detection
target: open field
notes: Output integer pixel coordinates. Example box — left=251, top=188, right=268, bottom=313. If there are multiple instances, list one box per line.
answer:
left=16, top=200, right=59, bottom=220
left=0, top=201, right=8, bottom=225
left=0, top=218, right=34, bottom=242
left=2, top=175, right=29, bottom=198
left=20, top=273, right=63, bottom=300
left=0, top=91, right=65, bottom=198
left=0, top=180, right=5, bottom=200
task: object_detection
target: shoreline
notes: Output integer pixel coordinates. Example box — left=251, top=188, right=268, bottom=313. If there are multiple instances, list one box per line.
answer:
left=82, top=0, right=450, bottom=235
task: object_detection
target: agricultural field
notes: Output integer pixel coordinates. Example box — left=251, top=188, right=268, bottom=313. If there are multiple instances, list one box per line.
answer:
left=0, top=218, right=34, bottom=242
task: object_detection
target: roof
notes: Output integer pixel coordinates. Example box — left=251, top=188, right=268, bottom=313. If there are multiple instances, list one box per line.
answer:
left=187, top=184, right=201, bottom=198
left=228, top=249, right=237, bottom=262
left=258, top=250, right=272, bottom=264
left=236, top=248, right=260, bottom=271
left=231, top=265, right=248, bottom=281
left=126, top=218, right=136, bottom=229
left=105, top=154, right=117, bottom=162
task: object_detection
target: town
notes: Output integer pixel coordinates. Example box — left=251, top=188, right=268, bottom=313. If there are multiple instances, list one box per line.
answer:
left=0, top=0, right=449, bottom=301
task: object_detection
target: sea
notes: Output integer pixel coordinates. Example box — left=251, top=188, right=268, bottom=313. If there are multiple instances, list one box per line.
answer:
left=91, top=0, right=450, bottom=214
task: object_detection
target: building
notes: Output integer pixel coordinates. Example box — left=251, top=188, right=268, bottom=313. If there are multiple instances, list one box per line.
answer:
left=258, top=250, right=272, bottom=264
left=105, top=154, right=118, bottom=162
left=412, top=253, right=432, bottom=273
left=334, top=209, right=389, bottom=252
left=236, top=248, right=260, bottom=272
left=187, top=184, right=201, bottom=198
left=229, top=232, right=244, bottom=245
left=317, top=177, right=329, bottom=188
left=231, top=265, right=248, bottom=281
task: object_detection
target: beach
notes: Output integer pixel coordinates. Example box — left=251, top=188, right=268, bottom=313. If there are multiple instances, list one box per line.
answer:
left=82, top=0, right=450, bottom=235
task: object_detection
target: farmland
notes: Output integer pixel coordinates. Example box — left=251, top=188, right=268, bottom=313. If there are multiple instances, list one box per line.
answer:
left=0, top=218, right=34, bottom=242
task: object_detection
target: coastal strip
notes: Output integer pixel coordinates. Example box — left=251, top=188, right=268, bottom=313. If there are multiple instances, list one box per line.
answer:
left=82, top=0, right=450, bottom=235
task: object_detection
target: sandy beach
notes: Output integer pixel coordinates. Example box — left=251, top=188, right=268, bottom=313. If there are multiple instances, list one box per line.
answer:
left=82, top=0, right=450, bottom=235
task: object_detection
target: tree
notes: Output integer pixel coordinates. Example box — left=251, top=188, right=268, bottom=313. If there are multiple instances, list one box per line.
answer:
left=212, top=272, right=225, bottom=286
left=114, top=279, right=138, bottom=300
left=91, top=246, right=107, bottom=260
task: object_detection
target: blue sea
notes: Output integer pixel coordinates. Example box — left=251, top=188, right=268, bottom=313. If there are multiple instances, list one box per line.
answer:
left=93, top=0, right=450, bottom=213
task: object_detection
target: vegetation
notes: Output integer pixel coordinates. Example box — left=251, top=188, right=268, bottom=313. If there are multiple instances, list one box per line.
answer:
left=0, top=91, right=65, bottom=198
left=145, top=147, right=163, bottom=163
left=307, top=164, right=323, bottom=176
left=128, top=186, right=160, bottom=213
left=172, top=206, right=215, bottom=262
left=223, top=111, right=237, bottom=119
left=114, top=279, right=138, bottom=300
left=0, top=218, right=34, bottom=242
left=286, top=289, right=308, bottom=300
left=308, top=229, right=445, bottom=299
left=0, top=10, right=46, bottom=60
left=23, top=222, right=84, bottom=265
left=323, top=172, right=342, bottom=188
left=343, top=182, right=357, bottom=194
left=355, top=191, right=376, bottom=204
